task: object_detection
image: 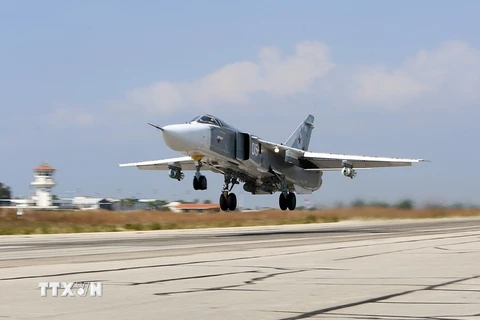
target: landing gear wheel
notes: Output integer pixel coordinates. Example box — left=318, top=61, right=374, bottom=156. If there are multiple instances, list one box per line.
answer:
left=193, top=176, right=207, bottom=190
left=287, top=192, right=296, bottom=211
left=199, top=175, right=207, bottom=190
left=279, top=193, right=288, bottom=211
left=219, top=194, right=228, bottom=211
left=227, top=193, right=237, bottom=211
left=193, top=177, right=199, bottom=190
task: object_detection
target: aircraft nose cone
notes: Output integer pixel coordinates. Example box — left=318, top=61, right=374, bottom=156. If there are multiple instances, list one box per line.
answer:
left=161, top=124, right=211, bottom=152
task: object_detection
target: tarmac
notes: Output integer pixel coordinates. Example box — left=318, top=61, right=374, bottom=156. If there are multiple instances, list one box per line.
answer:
left=1, top=217, right=479, bottom=320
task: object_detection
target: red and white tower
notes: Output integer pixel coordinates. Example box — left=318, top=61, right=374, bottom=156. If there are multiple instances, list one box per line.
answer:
left=31, top=163, right=56, bottom=208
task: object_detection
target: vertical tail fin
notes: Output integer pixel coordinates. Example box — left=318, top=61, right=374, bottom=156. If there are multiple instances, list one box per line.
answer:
left=284, top=114, right=314, bottom=151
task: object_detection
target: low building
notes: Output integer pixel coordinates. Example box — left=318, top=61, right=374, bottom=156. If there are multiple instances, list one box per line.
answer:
left=53, top=198, right=76, bottom=210
left=166, top=202, right=220, bottom=213
left=0, top=199, right=12, bottom=207
left=9, top=199, right=35, bottom=207
left=110, top=199, right=151, bottom=211
left=99, top=199, right=113, bottom=211
left=72, top=197, right=104, bottom=210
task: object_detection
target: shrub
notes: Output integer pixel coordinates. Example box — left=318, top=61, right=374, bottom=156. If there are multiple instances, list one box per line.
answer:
left=148, top=222, right=162, bottom=230
left=395, top=199, right=414, bottom=210
left=369, top=201, right=390, bottom=208
left=124, top=223, right=144, bottom=230
left=351, top=199, right=366, bottom=207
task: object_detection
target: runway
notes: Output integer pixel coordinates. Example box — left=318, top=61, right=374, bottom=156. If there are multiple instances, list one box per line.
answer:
left=1, top=217, right=479, bottom=319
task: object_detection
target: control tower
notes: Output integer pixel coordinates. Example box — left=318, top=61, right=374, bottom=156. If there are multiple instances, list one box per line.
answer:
left=31, top=163, right=56, bottom=208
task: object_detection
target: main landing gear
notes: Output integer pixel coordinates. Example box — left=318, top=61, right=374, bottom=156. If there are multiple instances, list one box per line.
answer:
left=277, top=173, right=296, bottom=211
left=193, top=160, right=207, bottom=190
left=279, top=192, right=296, bottom=211
left=219, top=173, right=239, bottom=211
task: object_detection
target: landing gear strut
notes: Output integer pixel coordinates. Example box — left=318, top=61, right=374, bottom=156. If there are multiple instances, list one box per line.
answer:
left=193, top=160, right=207, bottom=190
left=219, top=173, right=239, bottom=211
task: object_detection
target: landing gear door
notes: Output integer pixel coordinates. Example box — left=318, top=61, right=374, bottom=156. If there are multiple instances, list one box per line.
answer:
left=236, top=132, right=250, bottom=161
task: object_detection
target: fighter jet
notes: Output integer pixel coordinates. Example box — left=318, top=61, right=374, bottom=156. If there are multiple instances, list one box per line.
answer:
left=119, top=114, right=426, bottom=211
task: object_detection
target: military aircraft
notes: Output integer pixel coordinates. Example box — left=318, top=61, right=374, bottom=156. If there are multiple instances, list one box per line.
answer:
left=119, top=114, right=426, bottom=211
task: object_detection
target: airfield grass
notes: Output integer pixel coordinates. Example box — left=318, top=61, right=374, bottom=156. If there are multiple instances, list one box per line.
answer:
left=1, top=207, right=480, bottom=235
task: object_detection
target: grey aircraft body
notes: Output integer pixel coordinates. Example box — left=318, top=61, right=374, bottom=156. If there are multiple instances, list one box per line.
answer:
left=119, top=114, right=426, bottom=211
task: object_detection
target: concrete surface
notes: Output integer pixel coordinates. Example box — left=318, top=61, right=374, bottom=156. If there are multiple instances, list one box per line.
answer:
left=1, top=217, right=479, bottom=319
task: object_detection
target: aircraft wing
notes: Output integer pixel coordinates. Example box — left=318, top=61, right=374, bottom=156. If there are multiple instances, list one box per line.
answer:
left=301, top=152, right=427, bottom=169
left=118, top=156, right=198, bottom=170
left=255, top=138, right=426, bottom=169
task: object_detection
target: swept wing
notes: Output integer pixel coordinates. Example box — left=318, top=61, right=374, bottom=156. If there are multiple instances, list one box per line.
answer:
left=255, top=138, right=426, bottom=170
left=301, top=151, right=426, bottom=169
left=118, top=156, right=199, bottom=170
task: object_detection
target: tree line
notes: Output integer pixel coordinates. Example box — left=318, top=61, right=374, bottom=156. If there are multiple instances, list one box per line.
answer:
left=0, top=183, right=11, bottom=199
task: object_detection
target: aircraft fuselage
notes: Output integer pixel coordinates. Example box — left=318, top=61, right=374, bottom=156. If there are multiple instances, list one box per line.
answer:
left=161, top=120, right=322, bottom=195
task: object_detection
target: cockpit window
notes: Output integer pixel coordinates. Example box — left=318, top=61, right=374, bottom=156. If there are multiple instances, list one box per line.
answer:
left=196, top=115, right=221, bottom=126
left=188, top=114, right=240, bottom=129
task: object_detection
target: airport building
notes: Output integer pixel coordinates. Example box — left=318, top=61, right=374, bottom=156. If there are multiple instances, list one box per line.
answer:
left=0, top=163, right=59, bottom=209
left=31, top=163, right=57, bottom=208
left=0, top=163, right=223, bottom=212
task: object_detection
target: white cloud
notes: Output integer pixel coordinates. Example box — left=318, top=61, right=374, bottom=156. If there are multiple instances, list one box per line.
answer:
left=44, top=107, right=99, bottom=128
left=349, top=41, right=480, bottom=108
left=122, top=41, right=335, bottom=114
left=351, top=67, right=427, bottom=106
left=127, top=82, right=184, bottom=113
left=120, top=40, right=480, bottom=115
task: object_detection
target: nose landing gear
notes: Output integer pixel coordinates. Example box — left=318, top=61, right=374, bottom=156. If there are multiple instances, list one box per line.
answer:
left=193, top=160, right=207, bottom=190
left=193, top=175, right=207, bottom=190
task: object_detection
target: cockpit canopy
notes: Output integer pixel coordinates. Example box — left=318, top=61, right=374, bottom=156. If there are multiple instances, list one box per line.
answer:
left=190, top=114, right=221, bottom=126
left=189, top=114, right=238, bottom=131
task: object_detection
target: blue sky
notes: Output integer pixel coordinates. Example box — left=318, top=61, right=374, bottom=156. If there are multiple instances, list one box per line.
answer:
left=1, top=1, right=479, bottom=208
